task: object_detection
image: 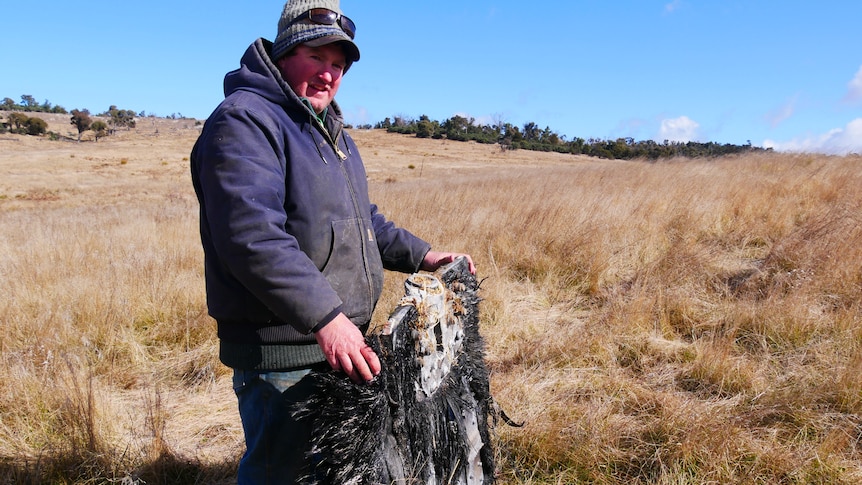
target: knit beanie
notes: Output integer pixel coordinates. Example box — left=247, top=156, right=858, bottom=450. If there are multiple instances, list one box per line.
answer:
left=272, top=0, right=360, bottom=65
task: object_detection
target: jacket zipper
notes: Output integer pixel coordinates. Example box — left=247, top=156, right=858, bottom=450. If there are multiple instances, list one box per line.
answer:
left=314, top=117, right=375, bottom=312
left=337, top=144, right=375, bottom=313
left=313, top=116, right=348, bottom=161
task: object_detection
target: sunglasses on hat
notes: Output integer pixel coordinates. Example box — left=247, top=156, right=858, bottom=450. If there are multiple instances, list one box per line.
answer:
left=289, top=8, right=356, bottom=39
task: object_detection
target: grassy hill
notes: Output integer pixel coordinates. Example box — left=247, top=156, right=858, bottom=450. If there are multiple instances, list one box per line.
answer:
left=1, top=118, right=861, bottom=483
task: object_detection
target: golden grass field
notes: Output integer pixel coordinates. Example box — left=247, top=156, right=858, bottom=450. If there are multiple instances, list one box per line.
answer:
left=1, top=112, right=862, bottom=484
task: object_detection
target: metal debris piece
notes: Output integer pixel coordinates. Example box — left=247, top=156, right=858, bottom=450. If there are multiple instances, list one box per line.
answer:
left=290, top=257, right=497, bottom=484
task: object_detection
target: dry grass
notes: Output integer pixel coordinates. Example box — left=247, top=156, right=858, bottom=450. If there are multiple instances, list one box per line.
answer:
left=2, top=112, right=862, bottom=483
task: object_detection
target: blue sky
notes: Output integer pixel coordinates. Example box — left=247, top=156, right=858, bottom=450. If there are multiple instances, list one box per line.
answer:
left=4, top=1, right=861, bottom=154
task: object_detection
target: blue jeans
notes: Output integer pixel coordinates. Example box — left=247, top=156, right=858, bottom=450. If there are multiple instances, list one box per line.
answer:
left=233, top=368, right=319, bottom=485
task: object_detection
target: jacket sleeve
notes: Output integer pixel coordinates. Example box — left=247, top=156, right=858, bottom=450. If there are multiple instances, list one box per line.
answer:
left=370, top=203, right=432, bottom=274
left=193, top=104, right=343, bottom=334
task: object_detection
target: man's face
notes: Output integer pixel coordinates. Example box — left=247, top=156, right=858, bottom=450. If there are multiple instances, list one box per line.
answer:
left=278, top=43, right=346, bottom=114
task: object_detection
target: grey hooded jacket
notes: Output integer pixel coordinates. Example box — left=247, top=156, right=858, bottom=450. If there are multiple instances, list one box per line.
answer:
left=191, top=38, right=431, bottom=371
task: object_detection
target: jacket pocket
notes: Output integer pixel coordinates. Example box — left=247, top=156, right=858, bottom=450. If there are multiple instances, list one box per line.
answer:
left=322, top=218, right=384, bottom=324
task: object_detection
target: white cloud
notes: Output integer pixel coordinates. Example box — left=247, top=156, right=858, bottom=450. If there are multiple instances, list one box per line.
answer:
left=765, top=94, right=798, bottom=128
left=658, top=116, right=700, bottom=143
left=763, top=118, right=862, bottom=155
left=844, top=65, right=862, bottom=103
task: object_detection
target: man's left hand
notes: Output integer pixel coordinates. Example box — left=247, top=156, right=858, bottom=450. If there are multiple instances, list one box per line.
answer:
left=421, top=251, right=476, bottom=275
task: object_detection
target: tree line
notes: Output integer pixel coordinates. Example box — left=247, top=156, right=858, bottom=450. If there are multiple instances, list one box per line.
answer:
left=368, top=114, right=770, bottom=160
left=1, top=94, right=69, bottom=114
left=1, top=94, right=138, bottom=141
left=4, top=93, right=769, bottom=158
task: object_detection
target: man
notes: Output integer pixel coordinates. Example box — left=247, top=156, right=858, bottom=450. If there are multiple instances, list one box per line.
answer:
left=190, top=0, right=474, bottom=482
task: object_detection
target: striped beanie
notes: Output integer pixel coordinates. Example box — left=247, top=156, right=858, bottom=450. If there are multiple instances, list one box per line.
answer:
left=272, top=0, right=360, bottom=65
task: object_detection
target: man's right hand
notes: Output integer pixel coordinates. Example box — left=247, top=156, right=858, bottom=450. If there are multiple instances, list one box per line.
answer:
left=313, top=313, right=381, bottom=383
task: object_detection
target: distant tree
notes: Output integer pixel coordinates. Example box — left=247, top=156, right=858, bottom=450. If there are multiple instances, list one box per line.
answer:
left=91, top=120, right=108, bottom=141
left=539, top=126, right=553, bottom=143
left=392, top=115, right=411, bottom=128
left=70, top=109, right=92, bottom=141
left=416, top=119, right=435, bottom=138
left=25, top=116, right=47, bottom=136
left=522, top=121, right=540, bottom=141
left=414, top=114, right=439, bottom=139
left=608, top=138, right=632, bottom=159
left=375, top=117, right=392, bottom=129
left=20, top=94, right=37, bottom=110
left=568, top=136, right=586, bottom=154
left=5, top=113, right=47, bottom=135
left=490, top=113, right=506, bottom=134
left=1, top=98, right=15, bottom=110
left=498, top=123, right=522, bottom=150
left=442, top=115, right=469, bottom=141
left=7, top=112, right=29, bottom=131
left=386, top=114, right=418, bottom=135
left=105, top=105, right=136, bottom=129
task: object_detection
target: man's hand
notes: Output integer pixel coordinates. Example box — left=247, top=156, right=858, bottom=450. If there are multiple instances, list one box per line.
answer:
left=421, top=250, right=476, bottom=275
left=314, top=313, right=381, bottom=383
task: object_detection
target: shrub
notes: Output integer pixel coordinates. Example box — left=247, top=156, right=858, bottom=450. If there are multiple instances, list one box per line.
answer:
left=91, top=121, right=108, bottom=141
left=25, top=117, right=47, bottom=136
left=7, top=112, right=29, bottom=131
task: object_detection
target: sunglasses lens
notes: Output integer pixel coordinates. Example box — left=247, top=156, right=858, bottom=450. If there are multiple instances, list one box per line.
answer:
left=300, top=9, right=355, bottom=39
left=308, top=8, right=338, bottom=25
left=340, top=15, right=356, bottom=39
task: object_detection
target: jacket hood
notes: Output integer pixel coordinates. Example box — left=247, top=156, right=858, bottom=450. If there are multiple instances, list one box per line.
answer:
left=223, top=38, right=344, bottom=123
